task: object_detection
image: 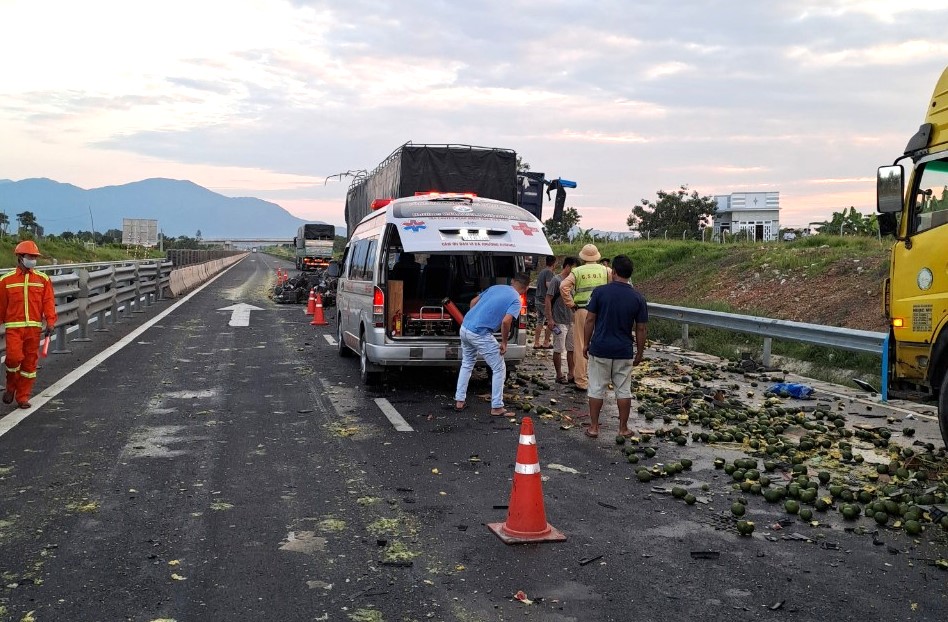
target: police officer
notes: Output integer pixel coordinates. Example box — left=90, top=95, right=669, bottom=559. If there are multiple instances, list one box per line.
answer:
left=559, top=244, right=610, bottom=391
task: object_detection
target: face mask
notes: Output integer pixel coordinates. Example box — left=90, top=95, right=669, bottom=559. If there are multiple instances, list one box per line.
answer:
left=21, top=258, right=37, bottom=269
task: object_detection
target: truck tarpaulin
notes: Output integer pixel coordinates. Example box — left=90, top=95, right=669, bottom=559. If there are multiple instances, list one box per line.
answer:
left=345, top=143, right=517, bottom=236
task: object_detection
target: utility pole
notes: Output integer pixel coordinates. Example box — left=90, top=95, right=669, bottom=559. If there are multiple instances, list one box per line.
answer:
left=88, top=205, right=96, bottom=248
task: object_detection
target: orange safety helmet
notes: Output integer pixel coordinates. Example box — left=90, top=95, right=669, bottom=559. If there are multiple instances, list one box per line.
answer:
left=14, top=240, right=41, bottom=256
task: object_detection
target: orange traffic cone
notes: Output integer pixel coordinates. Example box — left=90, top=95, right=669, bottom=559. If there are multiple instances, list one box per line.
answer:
left=306, top=287, right=316, bottom=315
left=310, top=292, right=328, bottom=326
left=488, top=417, right=566, bottom=544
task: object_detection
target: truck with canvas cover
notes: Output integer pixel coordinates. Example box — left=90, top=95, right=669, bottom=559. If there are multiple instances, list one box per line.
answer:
left=295, top=223, right=335, bottom=271
left=333, top=193, right=553, bottom=385
left=876, top=64, right=948, bottom=446
left=344, top=143, right=518, bottom=237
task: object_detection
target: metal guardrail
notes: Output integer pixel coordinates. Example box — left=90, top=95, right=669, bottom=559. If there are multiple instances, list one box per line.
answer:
left=166, top=249, right=243, bottom=267
left=648, top=303, right=891, bottom=400
left=0, top=259, right=174, bottom=356
left=649, top=303, right=887, bottom=359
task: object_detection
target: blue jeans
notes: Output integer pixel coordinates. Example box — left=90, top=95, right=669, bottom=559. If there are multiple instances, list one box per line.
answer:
left=455, top=326, right=506, bottom=409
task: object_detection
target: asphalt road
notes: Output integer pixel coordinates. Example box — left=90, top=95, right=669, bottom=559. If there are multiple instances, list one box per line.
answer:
left=0, top=256, right=946, bottom=622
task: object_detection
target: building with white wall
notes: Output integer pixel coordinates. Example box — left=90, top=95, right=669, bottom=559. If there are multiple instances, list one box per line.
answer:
left=712, top=192, right=780, bottom=241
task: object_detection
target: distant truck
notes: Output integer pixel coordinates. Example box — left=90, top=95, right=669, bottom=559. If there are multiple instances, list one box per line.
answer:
left=876, top=64, right=948, bottom=446
left=295, top=223, right=335, bottom=271
left=344, top=143, right=518, bottom=237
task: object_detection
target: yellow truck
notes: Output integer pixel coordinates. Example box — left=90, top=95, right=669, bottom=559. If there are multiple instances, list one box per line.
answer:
left=877, top=65, right=948, bottom=447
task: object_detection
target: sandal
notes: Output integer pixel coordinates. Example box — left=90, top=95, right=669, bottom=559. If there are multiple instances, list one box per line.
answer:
left=556, top=376, right=568, bottom=384
left=490, top=409, right=513, bottom=417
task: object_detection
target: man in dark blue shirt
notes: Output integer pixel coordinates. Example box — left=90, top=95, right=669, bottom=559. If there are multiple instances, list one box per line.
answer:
left=581, top=255, right=648, bottom=438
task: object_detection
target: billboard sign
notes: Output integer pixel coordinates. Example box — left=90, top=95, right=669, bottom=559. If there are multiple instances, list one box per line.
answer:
left=122, top=218, right=159, bottom=247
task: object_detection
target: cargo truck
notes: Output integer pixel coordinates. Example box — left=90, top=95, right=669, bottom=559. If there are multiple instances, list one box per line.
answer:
left=876, top=64, right=948, bottom=446
left=295, top=223, right=335, bottom=271
left=344, top=143, right=518, bottom=237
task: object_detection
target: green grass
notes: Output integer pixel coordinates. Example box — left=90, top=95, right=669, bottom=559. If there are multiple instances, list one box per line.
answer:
left=0, top=237, right=165, bottom=270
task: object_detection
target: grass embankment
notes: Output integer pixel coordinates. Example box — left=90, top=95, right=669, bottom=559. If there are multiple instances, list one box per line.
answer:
left=551, top=236, right=892, bottom=387
left=0, top=237, right=164, bottom=269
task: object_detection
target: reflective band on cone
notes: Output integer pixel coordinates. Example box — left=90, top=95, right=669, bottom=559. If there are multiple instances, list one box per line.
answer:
left=487, top=416, right=566, bottom=544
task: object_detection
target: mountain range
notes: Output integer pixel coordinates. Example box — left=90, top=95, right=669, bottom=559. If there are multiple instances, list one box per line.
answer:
left=0, top=178, right=344, bottom=238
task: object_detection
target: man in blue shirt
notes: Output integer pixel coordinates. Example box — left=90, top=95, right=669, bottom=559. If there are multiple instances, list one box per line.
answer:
left=581, top=255, right=648, bottom=438
left=454, top=273, right=530, bottom=416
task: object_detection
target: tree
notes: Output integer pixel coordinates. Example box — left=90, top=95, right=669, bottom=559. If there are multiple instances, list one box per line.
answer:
left=102, top=228, right=122, bottom=244
left=195, top=229, right=203, bottom=240
left=16, top=211, right=38, bottom=236
left=627, top=185, right=717, bottom=238
left=813, top=206, right=877, bottom=236
left=543, top=206, right=581, bottom=243
left=516, top=156, right=530, bottom=172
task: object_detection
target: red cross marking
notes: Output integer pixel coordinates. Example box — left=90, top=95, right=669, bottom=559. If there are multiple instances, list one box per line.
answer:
left=512, top=222, right=538, bottom=236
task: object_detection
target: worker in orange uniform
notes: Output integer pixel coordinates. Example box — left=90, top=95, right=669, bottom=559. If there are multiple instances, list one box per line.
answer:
left=0, top=241, right=57, bottom=409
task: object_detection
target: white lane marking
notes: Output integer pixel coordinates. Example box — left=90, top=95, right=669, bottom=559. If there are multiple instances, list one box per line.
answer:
left=0, top=259, right=245, bottom=439
left=374, top=398, right=414, bottom=432
left=323, top=335, right=337, bottom=346
left=217, top=303, right=264, bottom=327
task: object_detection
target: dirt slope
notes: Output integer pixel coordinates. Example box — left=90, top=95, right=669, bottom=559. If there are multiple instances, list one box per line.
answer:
left=634, top=243, right=890, bottom=332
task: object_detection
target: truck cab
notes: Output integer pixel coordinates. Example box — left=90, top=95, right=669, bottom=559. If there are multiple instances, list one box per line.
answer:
left=877, top=64, right=948, bottom=446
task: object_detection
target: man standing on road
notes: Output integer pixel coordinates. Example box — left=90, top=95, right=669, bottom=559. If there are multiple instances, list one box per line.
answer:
left=559, top=244, right=611, bottom=391
left=454, top=273, right=530, bottom=417
left=581, top=255, right=648, bottom=438
left=545, top=257, right=577, bottom=384
left=532, top=256, right=556, bottom=350
left=0, top=240, right=57, bottom=409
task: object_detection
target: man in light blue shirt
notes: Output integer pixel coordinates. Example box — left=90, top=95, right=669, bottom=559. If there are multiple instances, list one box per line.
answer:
left=454, top=273, right=530, bottom=416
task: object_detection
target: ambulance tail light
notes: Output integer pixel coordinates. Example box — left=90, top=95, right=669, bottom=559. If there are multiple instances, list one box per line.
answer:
left=371, top=198, right=393, bottom=210
left=519, top=292, right=527, bottom=329
left=373, top=287, right=385, bottom=327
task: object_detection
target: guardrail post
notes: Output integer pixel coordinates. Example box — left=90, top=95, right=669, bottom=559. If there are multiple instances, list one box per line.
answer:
left=52, top=324, right=71, bottom=354
left=73, top=269, right=92, bottom=342
left=133, top=264, right=144, bottom=314
left=762, top=337, right=772, bottom=368
left=681, top=323, right=689, bottom=349
left=880, top=334, right=889, bottom=403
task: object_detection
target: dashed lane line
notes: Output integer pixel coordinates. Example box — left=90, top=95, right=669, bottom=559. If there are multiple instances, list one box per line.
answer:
left=0, top=259, right=245, bottom=439
left=374, top=398, right=414, bottom=432
left=323, top=334, right=337, bottom=346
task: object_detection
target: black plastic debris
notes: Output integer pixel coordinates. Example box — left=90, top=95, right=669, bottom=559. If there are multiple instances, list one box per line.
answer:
left=690, top=551, right=720, bottom=560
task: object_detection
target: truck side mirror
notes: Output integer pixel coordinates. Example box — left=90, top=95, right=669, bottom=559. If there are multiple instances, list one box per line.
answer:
left=877, top=165, right=904, bottom=214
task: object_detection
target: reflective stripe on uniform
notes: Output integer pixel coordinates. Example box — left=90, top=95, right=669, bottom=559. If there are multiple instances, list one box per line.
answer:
left=18, top=370, right=36, bottom=379
left=4, top=321, right=43, bottom=328
left=5, top=365, right=20, bottom=374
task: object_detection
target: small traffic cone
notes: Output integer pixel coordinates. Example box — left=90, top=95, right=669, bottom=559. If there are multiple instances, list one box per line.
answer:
left=276, top=267, right=283, bottom=284
left=488, top=417, right=566, bottom=544
left=310, top=292, right=328, bottom=326
left=306, top=287, right=316, bottom=315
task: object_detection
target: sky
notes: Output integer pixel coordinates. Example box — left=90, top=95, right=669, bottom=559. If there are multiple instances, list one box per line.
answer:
left=2, top=0, right=948, bottom=232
